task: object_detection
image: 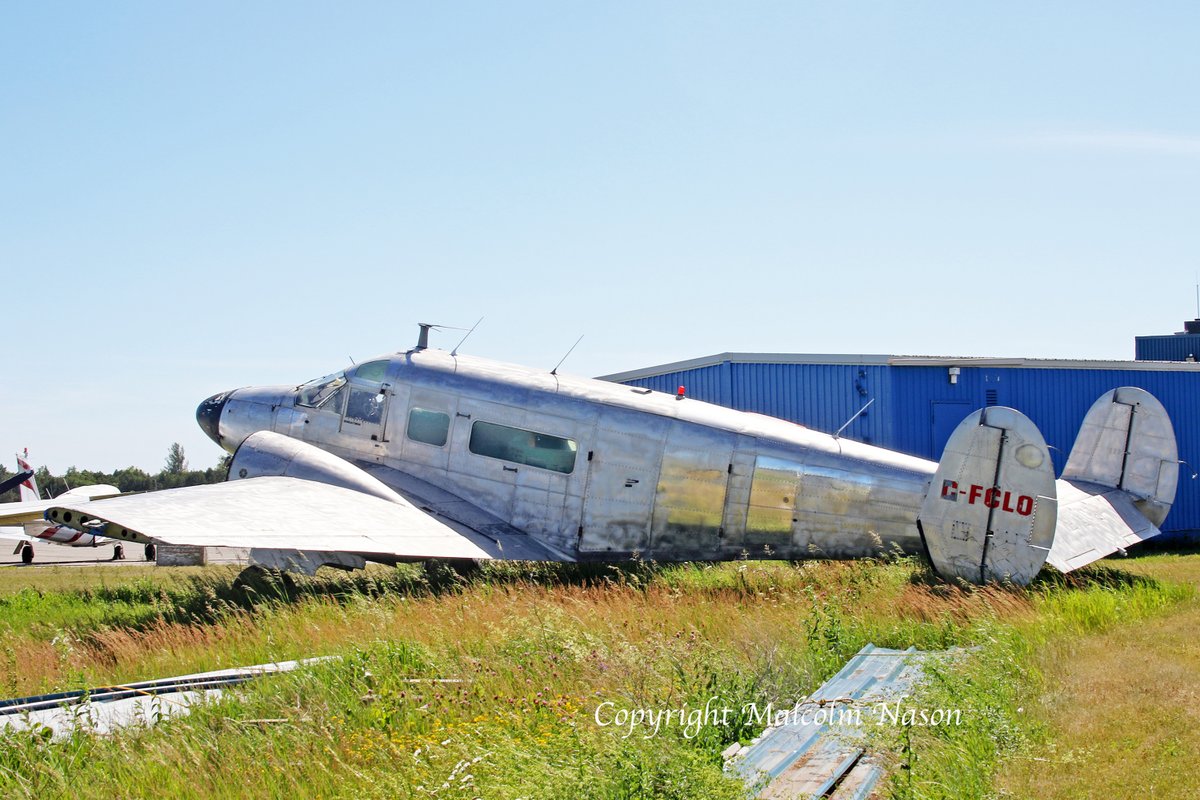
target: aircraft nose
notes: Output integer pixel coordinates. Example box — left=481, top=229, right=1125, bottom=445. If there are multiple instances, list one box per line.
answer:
left=196, top=391, right=231, bottom=446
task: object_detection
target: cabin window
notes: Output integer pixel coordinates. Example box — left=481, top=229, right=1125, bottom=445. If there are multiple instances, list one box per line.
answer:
left=297, top=372, right=346, bottom=408
left=407, top=408, right=450, bottom=446
left=346, top=388, right=386, bottom=424
left=468, top=421, right=577, bottom=474
left=350, top=360, right=389, bottom=383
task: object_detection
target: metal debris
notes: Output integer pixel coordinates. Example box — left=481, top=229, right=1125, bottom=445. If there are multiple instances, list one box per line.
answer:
left=0, top=658, right=328, bottom=740
left=732, top=644, right=937, bottom=799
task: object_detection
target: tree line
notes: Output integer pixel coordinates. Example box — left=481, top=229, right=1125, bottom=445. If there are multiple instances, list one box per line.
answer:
left=0, top=444, right=229, bottom=503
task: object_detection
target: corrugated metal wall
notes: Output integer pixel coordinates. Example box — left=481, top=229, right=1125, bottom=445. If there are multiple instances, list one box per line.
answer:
left=727, top=363, right=891, bottom=446
left=1136, top=334, right=1200, bottom=362
left=621, top=361, right=892, bottom=445
left=618, top=359, right=1200, bottom=534
left=625, top=364, right=732, bottom=406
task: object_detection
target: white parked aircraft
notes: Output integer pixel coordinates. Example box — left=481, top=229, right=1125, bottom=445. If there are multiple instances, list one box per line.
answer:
left=1, top=451, right=129, bottom=564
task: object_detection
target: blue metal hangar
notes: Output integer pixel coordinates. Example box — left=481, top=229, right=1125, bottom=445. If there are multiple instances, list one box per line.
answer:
left=599, top=330, right=1200, bottom=537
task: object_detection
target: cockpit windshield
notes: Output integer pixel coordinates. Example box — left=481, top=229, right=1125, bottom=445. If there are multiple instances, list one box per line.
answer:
left=296, top=372, right=346, bottom=408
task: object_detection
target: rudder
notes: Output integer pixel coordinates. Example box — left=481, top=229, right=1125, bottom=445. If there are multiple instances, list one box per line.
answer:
left=1062, top=386, right=1177, bottom=527
left=919, top=407, right=1057, bottom=585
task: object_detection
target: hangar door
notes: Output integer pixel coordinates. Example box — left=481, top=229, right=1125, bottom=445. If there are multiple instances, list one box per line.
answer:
left=931, top=401, right=972, bottom=459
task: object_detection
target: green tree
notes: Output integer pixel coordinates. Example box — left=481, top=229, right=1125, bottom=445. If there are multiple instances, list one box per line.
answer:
left=34, top=466, right=52, bottom=497
left=164, top=443, right=188, bottom=475
left=0, top=464, right=14, bottom=503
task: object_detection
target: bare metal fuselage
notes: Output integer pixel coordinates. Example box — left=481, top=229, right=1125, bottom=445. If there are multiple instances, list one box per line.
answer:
left=209, top=349, right=938, bottom=563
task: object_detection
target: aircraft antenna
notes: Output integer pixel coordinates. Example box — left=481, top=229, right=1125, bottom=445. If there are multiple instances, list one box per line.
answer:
left=551, top=335, right=585, bottom=376
left=416, top=323, right=435, bottom=350
left=451, top=317, right=485, bottom=356
left=833, top=398, right=875, bottom=440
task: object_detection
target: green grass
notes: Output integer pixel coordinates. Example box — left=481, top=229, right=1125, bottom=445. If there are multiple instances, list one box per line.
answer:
left=0, top=556, right=1192, bottom=798
left=881, top=563, right=1195, bottom=799
left=0, top=565, right=219, bottom=597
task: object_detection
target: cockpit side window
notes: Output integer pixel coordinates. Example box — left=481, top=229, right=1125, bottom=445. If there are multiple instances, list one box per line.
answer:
left=297, top=372, right=347, bottom=408
left=346, top=389, right=386, bottom=424
left=349, top=360, right=389, bottom=383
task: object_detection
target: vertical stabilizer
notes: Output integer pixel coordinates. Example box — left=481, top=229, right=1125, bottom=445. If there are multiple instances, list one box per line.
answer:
left=15, top=450, right=40, bottom=502
left=1048, top=387, right=1179, bottom=572
left=919, top=407, right=1057, bottom=585
left=1062, top=387, right=1177, bottom=527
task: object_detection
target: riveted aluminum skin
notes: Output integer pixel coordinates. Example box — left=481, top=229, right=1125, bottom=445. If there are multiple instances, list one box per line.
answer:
left=257, top=349, right=941, bottom=566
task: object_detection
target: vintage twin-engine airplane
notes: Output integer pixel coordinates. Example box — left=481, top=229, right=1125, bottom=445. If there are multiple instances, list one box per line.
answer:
left=2, top=329, right=1181, bottom=585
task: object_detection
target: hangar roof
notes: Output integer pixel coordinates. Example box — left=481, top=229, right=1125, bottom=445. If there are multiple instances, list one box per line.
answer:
left=598, top=352, right=1200, bottom=382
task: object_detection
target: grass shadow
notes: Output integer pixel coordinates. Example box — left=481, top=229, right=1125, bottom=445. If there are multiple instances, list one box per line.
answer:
left=1029, top=562, right=1164, bottom=593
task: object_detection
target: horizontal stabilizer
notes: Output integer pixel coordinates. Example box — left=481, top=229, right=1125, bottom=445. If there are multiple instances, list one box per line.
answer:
left=1047, top=481, right=1162, bottom=572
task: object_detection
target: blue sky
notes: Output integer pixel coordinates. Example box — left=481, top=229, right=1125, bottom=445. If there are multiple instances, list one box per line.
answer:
left=3, top=2, right=1199, bottom=473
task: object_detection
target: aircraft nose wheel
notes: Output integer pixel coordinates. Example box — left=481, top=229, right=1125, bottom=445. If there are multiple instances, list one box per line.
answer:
left=19, top=543, right=33, bottom=565
left=112, top=544, right=125, bottom=561
left=144, top=543, right=156, bottom=562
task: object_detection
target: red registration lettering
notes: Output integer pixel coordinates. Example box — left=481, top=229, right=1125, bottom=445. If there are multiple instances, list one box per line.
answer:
left=963, top=484, right=1035, bottom=517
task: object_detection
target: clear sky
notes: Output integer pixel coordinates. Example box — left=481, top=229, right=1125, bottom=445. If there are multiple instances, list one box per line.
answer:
left=3, top=2, right=1199, bottom=474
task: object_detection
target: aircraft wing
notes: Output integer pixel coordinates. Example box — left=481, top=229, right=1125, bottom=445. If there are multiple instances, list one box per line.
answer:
left=1046, top=480, right=1162, bottom=573
left=45, top=477, right=493, bottom=559
left=43, top=474, right=567, bottom=564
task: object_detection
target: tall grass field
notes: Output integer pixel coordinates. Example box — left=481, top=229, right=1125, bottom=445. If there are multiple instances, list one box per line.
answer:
left=0, top=554, right=1194, bottom=799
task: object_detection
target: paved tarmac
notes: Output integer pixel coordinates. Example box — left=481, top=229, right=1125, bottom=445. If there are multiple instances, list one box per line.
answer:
left=0, top=532, right=152, bottom=567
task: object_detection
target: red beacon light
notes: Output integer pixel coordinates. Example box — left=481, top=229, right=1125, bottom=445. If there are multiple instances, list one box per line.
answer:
left=676, top=385, right=686, bottom=400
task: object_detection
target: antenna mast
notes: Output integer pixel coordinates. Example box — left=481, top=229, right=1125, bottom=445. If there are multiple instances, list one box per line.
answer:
left=833, top=398, right=875, bottom=440
left=451, top=317, right=484, bottom=356
left=551, top=335, right=585, bottom=376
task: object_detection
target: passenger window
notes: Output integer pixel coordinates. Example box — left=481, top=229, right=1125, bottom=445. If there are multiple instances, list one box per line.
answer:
left=407, top=408, right=450, bottom=447
left=346, top=388, right=385, bottom=424
left=469, top=421, right=577, bottom=474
